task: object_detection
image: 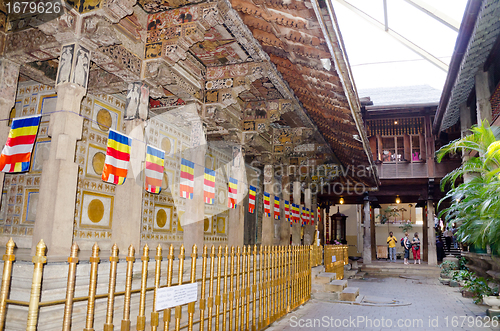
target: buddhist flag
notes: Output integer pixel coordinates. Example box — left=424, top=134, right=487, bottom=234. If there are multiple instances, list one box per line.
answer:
left=292, top=204, right=298, bottom=223
left=145, top=145, right=165, bottom=194
left=284, top=200, right=290, bottom=221
left=248, top=185, right=256, bottom=213
left=274, top=196, right=280, bottom=220
left=228, top=177, right=238, bottom=209
left=307, top=208, right=311, bottom=224
left=263, top=192, right=271, bottom=216
left=317, top=206, right=321, bottom=224
left=0, top=115, right=41, bottom=173
left=180, top=158, right=194, bottom=199
left=204, top=168, right=216, bottom=204
left=102, top=129, right=132, bottom=185
left=301, top=206, right=306, bottom=226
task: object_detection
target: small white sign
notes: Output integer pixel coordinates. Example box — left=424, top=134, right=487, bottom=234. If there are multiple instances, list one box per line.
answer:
left=156, top=283, right=198, bottom=311
left=332, top=256, right=336, bottom=262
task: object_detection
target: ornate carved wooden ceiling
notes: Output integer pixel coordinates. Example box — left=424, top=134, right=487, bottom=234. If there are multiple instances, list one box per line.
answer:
left=0, top=0, right=378, bottom=187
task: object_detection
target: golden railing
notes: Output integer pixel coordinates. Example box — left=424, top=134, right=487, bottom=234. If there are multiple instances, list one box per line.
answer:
left=323, top=245, right=349, bottom=279
left=310, top=245, right=323, bottom=267
left=0, top=239, right=318, bottom=330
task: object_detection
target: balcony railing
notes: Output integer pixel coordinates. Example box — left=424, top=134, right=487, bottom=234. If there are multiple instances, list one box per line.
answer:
left=376, top=160, right=461, bottom=179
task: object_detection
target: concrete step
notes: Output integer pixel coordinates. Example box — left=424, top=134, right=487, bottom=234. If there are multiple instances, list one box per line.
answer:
left=324, top=279, right=348, bottom=292
left=340, top=287, right=359, bottom=302
left=311, top=265, right=325, bottom=279
left=360, top=263, right=440, bottom=277
left=313, top=272, right=336, bottom=285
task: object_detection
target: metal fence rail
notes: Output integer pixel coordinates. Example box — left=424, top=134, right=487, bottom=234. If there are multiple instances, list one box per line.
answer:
left=323, top=245, right=348, bottom=279
left=0, top=239, right=320, bottom=330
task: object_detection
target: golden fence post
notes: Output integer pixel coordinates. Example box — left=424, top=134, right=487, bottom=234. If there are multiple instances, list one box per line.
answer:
left=137, top=244, right=149, bottom=331
left=222, top=246, right=229, bottom=331
left=293, top=246, right=298, bottom=309
left=62, top=243, right=79, bottom=331
left=280, top=246, right=285, bottom=317
left=286, top=246, right=291, bottom=313
left=188, top=245, right=197, bottom=331
left=245, top=246, right=251, bottom=331
left=104, top=244, right=119, bottom=331
left=0, top=238, right=15, bottom=330
left=257, top=245, right=263, bottom=330
left=175, top=244, right=185, bottom=331
left=276, top=246, right=281, bottom=319
left=251, top=245, right=257, bottom=331
left=199, top=245, right=208, bottom=331
left=241, top=246, right=247, bottom=331
left=121, top=245, right=135, bottom=331
left=26, top=239, right=47, bottom=331
left=228, top=246, right=235, bottom=331
left=83, top=243, right=100, bottom=331
left=163, top=244, right=174, bottom=331
left=234, top=246, right=241, bottom=331
left=214, top=246, right=222, bottom=331
left=151, top=244, right=162, bottom=331
left=265, top=246, right=270, bottom=326
left=207, top=245, right=215, bottom=331
left=272, top=246, right=277, bottom=323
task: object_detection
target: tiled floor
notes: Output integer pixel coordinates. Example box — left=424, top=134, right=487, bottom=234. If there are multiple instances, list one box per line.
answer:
left=267, top=275, right=498, bottom=331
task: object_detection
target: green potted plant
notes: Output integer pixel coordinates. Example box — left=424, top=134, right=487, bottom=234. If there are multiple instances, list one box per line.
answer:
left=436, top=120, right=500, bottom=254
left=376, top=206, right=400, bottom=224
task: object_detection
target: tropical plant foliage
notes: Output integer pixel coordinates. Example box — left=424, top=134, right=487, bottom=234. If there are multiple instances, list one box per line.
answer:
left=436, top=120, right=500, bottom=252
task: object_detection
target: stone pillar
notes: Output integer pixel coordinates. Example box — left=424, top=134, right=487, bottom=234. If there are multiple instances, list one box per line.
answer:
left=303, top=184, right=314, bottom=245
left=33, top=43, right=90, bottom=256
left=183, top=105, right=205, bottom=251
left=0, top=60, right=20, bottom=199
left=291, top=180, right=301, bottom=245
left=262, top=164, right=274, bottom=246
left=279, top=170, right=290, bottom=245
left=475, top=70, right=492, bottom=124
left=427, top=199, right=437, bottom=265
left=111, top=82, right=149, bottom=253
left=362, top=194, right=371, bottom=264
left=228, top=145, right=245, bottom=248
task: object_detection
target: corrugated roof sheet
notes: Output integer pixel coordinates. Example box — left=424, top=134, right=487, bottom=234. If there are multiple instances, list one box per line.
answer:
left=359, top=85, right=441, bottom=107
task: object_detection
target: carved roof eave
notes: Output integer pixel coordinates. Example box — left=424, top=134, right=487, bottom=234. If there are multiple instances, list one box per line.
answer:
left=309, top=0, right=379, bottom=188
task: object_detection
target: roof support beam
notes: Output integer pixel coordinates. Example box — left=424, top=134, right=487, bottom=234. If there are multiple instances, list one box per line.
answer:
left=383, top=0, right=389, bottom=32
left=403, top=0, right=460, bottom=32
left=333, top=0, right=448, bottom=73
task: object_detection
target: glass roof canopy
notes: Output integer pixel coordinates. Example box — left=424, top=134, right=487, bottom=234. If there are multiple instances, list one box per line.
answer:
left=331, top=0, right=468, bottom=106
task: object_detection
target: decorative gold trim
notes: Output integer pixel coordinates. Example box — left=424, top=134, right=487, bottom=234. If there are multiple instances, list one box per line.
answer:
left=79, top=191, right=114, bottom=229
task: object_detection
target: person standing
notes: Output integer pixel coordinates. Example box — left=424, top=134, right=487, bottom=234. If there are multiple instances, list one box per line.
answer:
left=403, top=232, right=411, bottom=265
left=452, top=224, right=459, bottom=249
left=412, top=232, right=421, bottom=265
left=387, top=231, right=397, bottom=263
left=443, top=227, right=453, bottom=252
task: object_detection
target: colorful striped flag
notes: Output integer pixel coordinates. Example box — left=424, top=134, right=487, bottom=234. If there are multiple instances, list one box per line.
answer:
left=248, top=185, right=256, bottom=213
left=263, top=192, right=271, bottom=216
left=144, top=145, right=165, bottom=194
left=204, top=168, right=216, bottom=204
left=228, top=177, right=238, bottom=208
left=307, top=208, right=310, bottom=224
left=274, top=196, right=280, bottom=220
left=102, top=129, right=132, bottom=185
left=284, top=200, right=290, bottom=221
left=317, top=206, right=321, bottom=225
left=180, top=158, right=194, bottom=199
left=292, top=204, right=298, bottom=223
left=0, top=115, right=41, bottom=173
left=301, top=206, right=306, bottom=226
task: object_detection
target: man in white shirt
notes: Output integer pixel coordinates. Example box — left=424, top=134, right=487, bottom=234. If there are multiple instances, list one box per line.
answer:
left=443, top=227, right=453, bottom=252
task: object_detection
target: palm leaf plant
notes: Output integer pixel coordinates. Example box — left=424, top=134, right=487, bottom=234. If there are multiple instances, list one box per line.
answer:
left=436, top=120, right=500, bottom=253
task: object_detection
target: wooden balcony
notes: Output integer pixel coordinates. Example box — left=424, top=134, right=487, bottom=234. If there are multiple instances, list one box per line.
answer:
left=376, top=160, right=461, bottom=179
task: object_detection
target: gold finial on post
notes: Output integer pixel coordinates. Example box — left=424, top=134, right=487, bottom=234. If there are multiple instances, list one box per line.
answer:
left=137, top=244, right=149, bottom=331
left=174, top=245, right=185, bottom=331
left=187, top=245, right=197, bottom=331
left=84, top=243, right=100, bottom=331
left=207, top=245, right=216, bottom=331
left=163, top=244, right=174, bottom=331
left=222, top=245, right=229, bottom=331
left=0, top=238, right=16, bottom=330
left=104, top=243, right=119, bottom=331
left=121, top=245, right=135, bottom=331
left=228, top=246, right=235, bottom=331
left=27, top=239, right=46, bottom=331
left=199, top=245, right=208, bottom=331
left=151, top=244, right=163, bottom=331
left=63, top=242, right=79, bottom=331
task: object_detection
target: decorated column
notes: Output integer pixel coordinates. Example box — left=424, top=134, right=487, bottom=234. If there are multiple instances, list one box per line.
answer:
left=33, top=43, right=90, bottom=256
left=363, top=193, right=372, bottom=264
left=262, top=164, right=274, bottom=245
left=228, top=144, right=245, bottom=248
left=291, top=180, right=301, bottom=245
left=111, top=82, right=149, bottom=251
left=303, top=183, right=314, bottom=245
left=0, top=60, right=20, bottom=201
left=279, top=168, right=291, bottom=245
left=182, top=104, right=205, bottom=251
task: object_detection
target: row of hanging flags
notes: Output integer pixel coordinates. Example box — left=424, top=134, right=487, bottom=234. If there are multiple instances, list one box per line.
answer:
left=0, top=116, right=320, bottom=220
left=255, top=187, right=315, bottom=226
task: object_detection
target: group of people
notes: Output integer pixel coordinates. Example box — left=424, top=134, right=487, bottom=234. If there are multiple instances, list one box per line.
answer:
left=386, top=231, right=421, bottom=265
